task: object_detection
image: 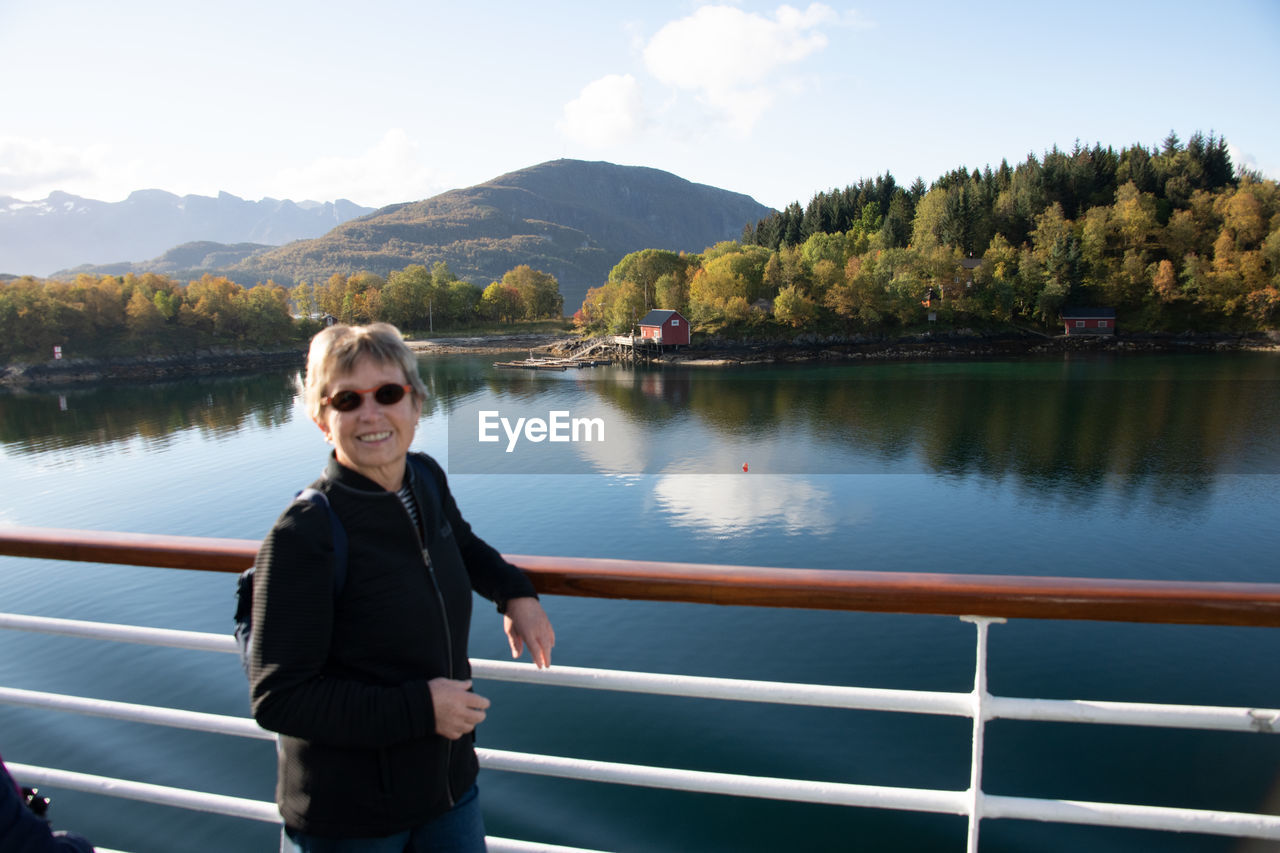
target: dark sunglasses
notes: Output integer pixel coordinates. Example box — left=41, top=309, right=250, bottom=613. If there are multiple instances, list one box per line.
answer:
left=322, top=383, right=412, bottom=412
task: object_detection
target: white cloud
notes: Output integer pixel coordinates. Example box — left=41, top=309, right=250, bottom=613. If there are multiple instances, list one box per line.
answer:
left=1228, top=143, right=1280, bottom=181
left=559, top=74, right=646, bottom=147
left=0, top=136, right=128, bottom=200
left=642, top=3, right=839, bottom=133
left=266, top=129, right=449, bottom=207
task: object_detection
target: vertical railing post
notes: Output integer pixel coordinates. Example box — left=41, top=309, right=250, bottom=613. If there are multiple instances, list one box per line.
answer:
left=962, top=615, right=1005, bottom=853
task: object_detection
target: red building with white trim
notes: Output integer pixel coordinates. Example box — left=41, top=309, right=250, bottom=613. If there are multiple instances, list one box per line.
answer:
left=1059, top=307, right=1116, bottom=336
left=638, top=309, right=690, bottom=346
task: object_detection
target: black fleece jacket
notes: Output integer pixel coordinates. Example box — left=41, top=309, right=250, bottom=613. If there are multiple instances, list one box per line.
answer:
left=249, top=451, right=536, bottom=837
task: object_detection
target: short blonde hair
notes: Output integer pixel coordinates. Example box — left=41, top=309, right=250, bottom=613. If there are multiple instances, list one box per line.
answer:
left=304, top=323, right=428, bottom=421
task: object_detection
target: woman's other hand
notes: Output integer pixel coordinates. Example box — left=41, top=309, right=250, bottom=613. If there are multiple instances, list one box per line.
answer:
left=428, top=678, right=490, bottom=739
left=503, top=597, right=555, bottom=669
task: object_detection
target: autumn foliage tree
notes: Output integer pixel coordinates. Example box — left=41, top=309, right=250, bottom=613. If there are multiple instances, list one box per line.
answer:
left=480, top=282, right=524, bottom=323
left=501, top=265, right=564, bottom=319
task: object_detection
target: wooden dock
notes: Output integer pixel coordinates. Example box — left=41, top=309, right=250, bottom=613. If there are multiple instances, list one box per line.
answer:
left=493, top=354, right=611, bottom=370
left=492, top=334, right=666, bottom=370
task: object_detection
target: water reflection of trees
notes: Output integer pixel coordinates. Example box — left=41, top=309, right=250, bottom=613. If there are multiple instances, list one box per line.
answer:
left=0, top=354, right=528, bottom=456
left=0, top=372, right=302, bottom=454
left=0, top=352, right=484, bottom=454
left=419, top=354, right=515, bottom=411
left=13, top=355, right=1270, bottom=502
left=574, top=360, right=1279, bottom=499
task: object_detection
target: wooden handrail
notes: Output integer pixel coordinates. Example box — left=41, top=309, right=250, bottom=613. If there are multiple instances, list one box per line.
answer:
left=3, top=525, right=1280, bottom=627
left=0, top=526, right=260, bottom=572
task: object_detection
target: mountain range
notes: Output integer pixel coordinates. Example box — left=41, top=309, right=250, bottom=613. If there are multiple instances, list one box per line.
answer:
left=3, top=160, right=775, bottom=314
left=0, top=191, right=374, bottom=277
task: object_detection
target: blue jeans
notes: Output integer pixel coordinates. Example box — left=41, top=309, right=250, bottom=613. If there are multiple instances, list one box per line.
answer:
left=281, top=784, right=486, bottom=853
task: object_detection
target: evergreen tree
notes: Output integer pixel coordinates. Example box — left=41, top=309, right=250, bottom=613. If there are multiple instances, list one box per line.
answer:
left=881, top=190, right=915, bottom=248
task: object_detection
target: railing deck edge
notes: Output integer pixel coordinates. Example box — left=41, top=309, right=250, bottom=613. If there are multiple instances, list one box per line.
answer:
left=3, top=526, right=1280, bottom=626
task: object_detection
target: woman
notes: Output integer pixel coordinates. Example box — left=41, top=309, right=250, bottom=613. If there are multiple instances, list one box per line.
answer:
left=249, top=323, right=554, bottom=853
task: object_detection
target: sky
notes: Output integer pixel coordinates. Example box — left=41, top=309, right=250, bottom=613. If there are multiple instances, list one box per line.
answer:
left=2, top=0, right=1278, bottom=212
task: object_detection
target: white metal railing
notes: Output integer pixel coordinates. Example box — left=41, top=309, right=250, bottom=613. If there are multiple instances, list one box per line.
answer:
left=4, top=610, right=1280, bottom=852
left=7, top=760, right=600, bottom=853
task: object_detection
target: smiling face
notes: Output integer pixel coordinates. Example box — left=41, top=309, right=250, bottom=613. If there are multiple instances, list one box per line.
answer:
left=314, top=355, right=420, bottom=491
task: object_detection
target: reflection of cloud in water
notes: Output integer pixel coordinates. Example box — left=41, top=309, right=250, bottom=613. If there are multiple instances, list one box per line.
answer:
left=652, top=474, right=838, bottom=536
left=570, top=400, right=830, bottom=476
left=571, top=404, right=650, bottom=475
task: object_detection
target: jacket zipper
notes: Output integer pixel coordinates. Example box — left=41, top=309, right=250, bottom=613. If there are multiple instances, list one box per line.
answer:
left=423, top=542, right=457, bottom=809
left=399, top=481, right=457, bottom=808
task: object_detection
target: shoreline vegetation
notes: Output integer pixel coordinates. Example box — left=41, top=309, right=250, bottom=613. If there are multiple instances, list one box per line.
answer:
left=4, top=132, right=1278, bottom=386
left=4, top=329, right=1277, bottom=388
left=612, top=329, right=1280, bottom=366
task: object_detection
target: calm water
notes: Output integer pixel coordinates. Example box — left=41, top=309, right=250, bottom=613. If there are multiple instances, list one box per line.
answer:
left=2, top=351, right=1279, bottom=853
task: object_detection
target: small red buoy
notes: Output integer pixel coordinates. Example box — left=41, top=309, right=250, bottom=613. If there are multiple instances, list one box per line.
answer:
left=742, top=462, right=748, bottom=472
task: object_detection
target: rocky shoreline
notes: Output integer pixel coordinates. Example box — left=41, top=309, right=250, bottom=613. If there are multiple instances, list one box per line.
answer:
left=0, top=334, right=576, bottom=388
left=0, top=348, right=307, bottom=388
left=3, top=331, right=1277, bottom=388
left=632, top=330, right=1280, bottom=366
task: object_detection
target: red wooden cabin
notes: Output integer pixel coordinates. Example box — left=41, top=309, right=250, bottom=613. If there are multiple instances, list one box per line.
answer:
left=638, top=309, right=690, bottom=346
left=1060, top=307, right=1116, bottom=336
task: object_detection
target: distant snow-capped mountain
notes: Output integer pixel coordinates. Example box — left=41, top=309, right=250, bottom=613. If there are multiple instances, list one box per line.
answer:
left=0, top=190, right=374, bottom=277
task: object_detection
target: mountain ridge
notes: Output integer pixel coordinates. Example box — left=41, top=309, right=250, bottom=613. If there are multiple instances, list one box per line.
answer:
left=0, top=191, right=374, bottom=277
left=232, top=159, right=775, bottom=311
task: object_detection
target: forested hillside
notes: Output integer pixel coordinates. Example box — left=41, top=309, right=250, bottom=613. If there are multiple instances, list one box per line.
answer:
left=579, top=132, right=1279, bottom=335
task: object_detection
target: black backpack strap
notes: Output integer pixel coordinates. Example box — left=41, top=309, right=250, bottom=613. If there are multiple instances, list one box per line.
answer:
left=407, top=454, right=444, bottom=524
left=296, top=487, right=348, bottom=593
left=235, top=486, right=349, bottom=679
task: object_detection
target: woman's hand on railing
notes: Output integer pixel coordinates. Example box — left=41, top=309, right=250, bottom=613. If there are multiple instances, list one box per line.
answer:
left=428, top=678, right=490, bottom=740
left=503, top=597, right=555, bottom=669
